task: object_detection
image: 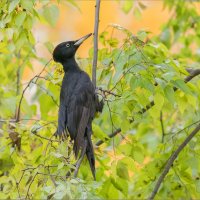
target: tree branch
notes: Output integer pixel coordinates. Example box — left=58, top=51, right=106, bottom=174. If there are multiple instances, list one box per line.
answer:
left=95, top=68, right=200, bottom=146
left=97, top=87, right=121, bottom=98
left=25, top=172, right=38, bottom=199
left=160, top=111, right=165, bottom=143
left=140, top=68, right=200, bottom=115
left=185, top=68, right=200, bottom=82
left=148, top=123, right=200, bottom=200
left=16, top=59, right=52, bottom=122
left=95, top=128, right=121, bottom=146
left=92, top=0, right=101, bottom=88
left=16, top=66, right=20, bottom=96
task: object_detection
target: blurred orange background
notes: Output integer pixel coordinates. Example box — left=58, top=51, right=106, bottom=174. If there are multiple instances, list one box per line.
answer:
left=25, top=1, right=171, bottom=80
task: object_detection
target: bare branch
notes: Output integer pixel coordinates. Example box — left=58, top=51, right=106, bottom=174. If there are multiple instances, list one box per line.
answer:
left=25, top=172, right=38, bottom=199
left=97, top=87, right=121, bottom=98
left=92, top=0, right=101, bottom=88
left=31, top=131, right=58, bottom=142
left=16, top=66, right=20, bottom=95
left=95, top=128, right=121, bottom=146
left=31, top=122, right=59, bottom=142
left=148, top=123, right=200, bottom=200
left=16, top=59, right=52, bottom=122
left=185, top=68, right=200, bottom=82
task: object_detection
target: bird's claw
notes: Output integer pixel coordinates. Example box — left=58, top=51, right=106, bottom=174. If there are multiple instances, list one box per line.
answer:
left=54, top=129, right=68, bottom=141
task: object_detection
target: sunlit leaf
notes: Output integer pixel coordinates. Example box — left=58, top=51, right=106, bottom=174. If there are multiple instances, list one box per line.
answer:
left=43, top=5, right=59, bottom=27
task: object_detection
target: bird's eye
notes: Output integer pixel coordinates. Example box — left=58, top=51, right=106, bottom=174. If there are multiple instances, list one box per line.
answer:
left=66, top=43, right=70, bottom=47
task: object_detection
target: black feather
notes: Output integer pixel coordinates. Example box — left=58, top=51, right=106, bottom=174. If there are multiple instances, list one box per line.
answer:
left=53, top=34, right=102, bottom=179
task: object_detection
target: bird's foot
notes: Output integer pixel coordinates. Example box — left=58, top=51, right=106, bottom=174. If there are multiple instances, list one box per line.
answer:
left=54, top=129, right=68, bottom=141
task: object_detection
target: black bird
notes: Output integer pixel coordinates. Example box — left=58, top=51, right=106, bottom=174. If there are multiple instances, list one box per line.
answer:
left=53, top=33, right=103, bottom=179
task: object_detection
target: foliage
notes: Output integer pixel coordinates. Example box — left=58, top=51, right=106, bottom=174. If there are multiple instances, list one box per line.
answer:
left=0, top=0, right=200, bottom=199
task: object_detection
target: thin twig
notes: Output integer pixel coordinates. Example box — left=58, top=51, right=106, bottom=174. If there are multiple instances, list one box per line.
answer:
left=167, top=119, right=200, bottom=142
left=95, top=128, right=121, bottom=146
left=47, top=166, right=57, bottom=187
left=25, top=172, right=38, bottom=199
left=31, top=122, right=59, bottom=142
left=31, top=81, right=59, bottom=107
left=148, top=123, right=200, bottom=200
left=160, top=111, right=165, bottom=143
left=16, top=66, right=20, bottom=95
left=16, top=59, right=52, bottom=122
left=92, top=0, right=101, bottom=87
left=31, top=131, right=58, bottom=142
left=37, top=172, right=65, bottom=179
left=97, top=87, right=121, bottom=97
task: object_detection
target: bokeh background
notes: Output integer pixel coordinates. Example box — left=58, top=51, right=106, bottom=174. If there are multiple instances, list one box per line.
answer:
left=25, top=0, right=172, bottom=80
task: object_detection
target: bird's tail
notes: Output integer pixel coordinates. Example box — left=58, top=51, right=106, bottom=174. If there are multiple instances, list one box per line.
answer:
left=86, top=132, right=96, bottom=180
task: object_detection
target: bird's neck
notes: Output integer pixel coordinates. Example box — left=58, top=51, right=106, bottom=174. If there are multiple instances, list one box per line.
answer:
left=62, top=57, right=81, bottom=72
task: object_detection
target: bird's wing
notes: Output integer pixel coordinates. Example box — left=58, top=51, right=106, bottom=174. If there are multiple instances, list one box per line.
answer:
left=67, top=81, right=95, bottom=158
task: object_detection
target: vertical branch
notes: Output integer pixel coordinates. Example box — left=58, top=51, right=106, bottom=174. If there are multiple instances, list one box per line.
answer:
left=148, top=123, right=200, bottom=200
left=16, top=67, right=20, bottom=95
left=160, top=111, right=165, bottom=143
left=92, top=0, right=101, bottom=88
left=16, top=52, right=21, bottom=96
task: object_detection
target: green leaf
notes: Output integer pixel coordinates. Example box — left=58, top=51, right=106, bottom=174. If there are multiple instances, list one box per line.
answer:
left=133, top=8, right=141, bottom=20
left=130, top=77, right=140, bottom=90
left=137, top=30, right=147, bottom=41
left=132, top=146, right=144, bottom=164
left=142, top=78, right=154, bottom=93
left=93, top=124, right=109, bottom=141
left=20, top=0, right=34, bottom=10
left=111, top=177, right=128, bottom=196
left=138, top=2, right=147, bottom=10
left=44, top=41, right=54, bottom=53
left=57, top=162, right=64, bottom=170
left=65, top=0, right=80, bottom=11
left=43, top=5, right=59, bottom=27
left=8, top=0, right=20, bottom=13
left=108, top=182, right=119, bottom=199
left=116, top=161, right=129, bottom=180
left=160, top=28, right=171, bottom=47
left=195, top=179, right=200, bottom=193
left=24, top=16, right=34, bottom=30
left=107, top=38, right=119, bottom=47
left=164, top=85, right=175, bottom=105
left=43, top=186, right=53, bottom=193
left=172, top=79, right=192, bottom=94
left=15, top=12, right=26, bottom=27
left=118, top=144, right=132, bottom=157
left=154, top=92, right=164, bottom=110
left=162, top=71, right=175, bottom=81
left=122, top=1, right=133, bottom=14
left=0, top=150, right=14, bottom=172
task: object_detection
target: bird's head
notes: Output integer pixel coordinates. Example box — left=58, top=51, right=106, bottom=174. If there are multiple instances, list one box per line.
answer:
left=53, top=33, right=92, bottom=64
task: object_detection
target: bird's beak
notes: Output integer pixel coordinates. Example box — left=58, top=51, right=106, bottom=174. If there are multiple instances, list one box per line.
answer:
left=74, top=33, right=92, bottom=46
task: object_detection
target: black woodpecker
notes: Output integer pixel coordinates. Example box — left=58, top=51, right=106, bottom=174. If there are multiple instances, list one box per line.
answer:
left=52, top=33, right=103, bottom=180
